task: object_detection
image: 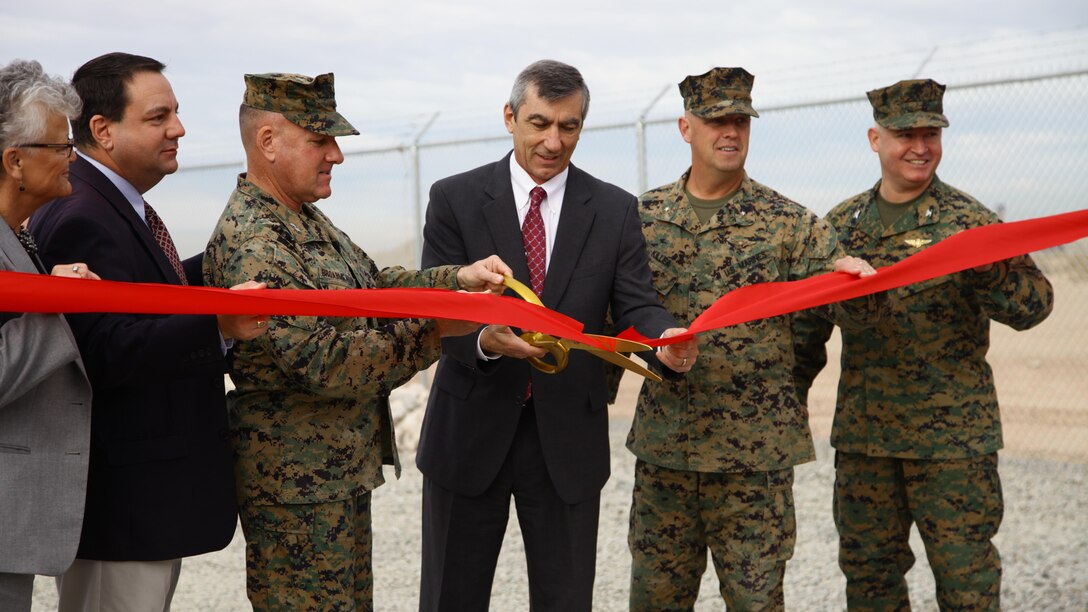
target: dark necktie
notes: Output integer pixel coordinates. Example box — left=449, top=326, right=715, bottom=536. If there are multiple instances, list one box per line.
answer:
left=522, top=186, right=547, bottom=296
left=144, top=201, right=188, bottom=285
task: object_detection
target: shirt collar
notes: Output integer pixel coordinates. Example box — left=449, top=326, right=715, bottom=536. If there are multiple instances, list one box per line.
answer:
left=79, top=151, right=146, bottom=222
left=509, top=154, right=569, bottom=212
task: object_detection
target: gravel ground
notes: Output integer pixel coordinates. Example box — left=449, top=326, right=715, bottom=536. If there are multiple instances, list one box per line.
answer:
left=31, top=411, right=1088, bottom=611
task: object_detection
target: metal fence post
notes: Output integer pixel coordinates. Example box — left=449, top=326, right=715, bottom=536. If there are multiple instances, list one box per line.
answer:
left=410, top=112, right=439, bottom=387
left=411, top=112, right=440, bottom=265
left=636, top=84, right=672, bottom=195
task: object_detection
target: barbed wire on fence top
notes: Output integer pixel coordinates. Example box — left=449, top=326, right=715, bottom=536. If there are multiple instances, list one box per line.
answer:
left=173, top=28, right=1088, bottom=170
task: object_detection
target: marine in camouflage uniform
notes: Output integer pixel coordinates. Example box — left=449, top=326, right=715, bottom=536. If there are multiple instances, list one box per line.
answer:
left=792, top=79, right=1054, bottom=611
left=628, top=67, right=884, bottom=611
left=204, top=73, right=486, bottom=611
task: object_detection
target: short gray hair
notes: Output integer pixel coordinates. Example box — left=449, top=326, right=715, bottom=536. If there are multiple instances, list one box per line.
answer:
left=0, top=59, right=82, bottom=155
left=508, top=60, right=590, bottom=119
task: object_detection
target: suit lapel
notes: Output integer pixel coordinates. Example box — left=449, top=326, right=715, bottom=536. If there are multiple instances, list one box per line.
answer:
left=541, top=164, right=594, bottom=309
left=0, top=230, right=87, bottom=377
left=481, top=156, right=533, bottom=287
left=480, top=156, right=597, bottom=309
left=0, top=226, right=35, bottom=273
left=71, top=157, right=181, bottom=284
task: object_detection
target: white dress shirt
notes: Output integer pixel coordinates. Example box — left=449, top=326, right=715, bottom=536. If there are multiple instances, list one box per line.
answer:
left=476, top=158, right=571, bottom=360
left=509, top=154, right=569, bottom=273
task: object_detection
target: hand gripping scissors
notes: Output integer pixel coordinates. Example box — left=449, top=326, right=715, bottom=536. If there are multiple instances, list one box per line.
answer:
left=501, top=276, right=663, bottom=383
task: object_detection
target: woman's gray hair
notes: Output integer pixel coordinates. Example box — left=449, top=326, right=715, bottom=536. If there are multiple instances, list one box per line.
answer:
left=508, top=60, right=590, bottom=119
left=0, top=59, right=82, bottom=153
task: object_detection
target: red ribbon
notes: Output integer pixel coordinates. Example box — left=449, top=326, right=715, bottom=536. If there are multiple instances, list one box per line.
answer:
left=4, top=209, right=1086, bottom=347
left=3, top=273, right=602, bottom=346
left=622, top=208, right=1088, bottom=346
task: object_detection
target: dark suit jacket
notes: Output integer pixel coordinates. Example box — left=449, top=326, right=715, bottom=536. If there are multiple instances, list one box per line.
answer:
left=28, top=155, right=237, bottom=561
left=417, top=154, right=676, bottom=504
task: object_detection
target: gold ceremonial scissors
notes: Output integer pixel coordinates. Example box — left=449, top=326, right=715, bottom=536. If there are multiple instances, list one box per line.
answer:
left=501, top=276, right=663, bottom=382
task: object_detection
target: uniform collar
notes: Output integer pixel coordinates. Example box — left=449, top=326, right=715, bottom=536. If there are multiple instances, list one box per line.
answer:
left=235, top=173, right=329, bottom=242
left=655, top=169, right=754, bottom=233
left=849, top=176, right=944, bottom=238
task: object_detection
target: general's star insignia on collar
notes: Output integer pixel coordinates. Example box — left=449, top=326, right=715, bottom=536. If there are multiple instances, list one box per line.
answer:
left=904, top=238, right=932, bottom=248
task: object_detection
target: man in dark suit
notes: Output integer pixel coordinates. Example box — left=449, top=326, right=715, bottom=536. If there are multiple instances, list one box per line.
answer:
left=29, top=52, right=266, bottom=611
left=417, top=59, right=698, bottom=611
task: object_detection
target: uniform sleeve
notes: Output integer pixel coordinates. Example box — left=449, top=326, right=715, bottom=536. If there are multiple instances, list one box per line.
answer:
left=964, top=254, right=1054, bottom=330
left=223, top=236, right=441, bottom=399
left=352, top=241, right=461, bottom=290
left=788, top=211, right=890, bottom=404
left=790, top=310, right=834, bottom=406
left=790, top=212, right=887, bottom=332
left=420, top=180, right=488, bottom=367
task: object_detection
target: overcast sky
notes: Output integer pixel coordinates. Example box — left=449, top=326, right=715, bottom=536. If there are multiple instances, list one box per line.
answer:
left=4, top=0, right=1086, bottom=163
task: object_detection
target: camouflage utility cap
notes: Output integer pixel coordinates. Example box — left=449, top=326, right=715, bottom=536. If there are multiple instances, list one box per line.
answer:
left=679, top=67, right=759, bottom=119
left=867, top=79, right=949, bottom=130
left=243, top=72, right=359, bottom=137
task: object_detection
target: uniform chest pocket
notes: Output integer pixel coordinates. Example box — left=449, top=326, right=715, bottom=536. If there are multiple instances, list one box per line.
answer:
left=316, top=267, right=357, bottom=289
left=728, top=243, right=782, bottom=285
left=298, top=239, right=362, bottom=289
left=648, top=254, right=679, bottom=297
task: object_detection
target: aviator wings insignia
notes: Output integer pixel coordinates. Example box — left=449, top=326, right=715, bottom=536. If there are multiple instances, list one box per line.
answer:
left=904, top=238, right=932, bottom=248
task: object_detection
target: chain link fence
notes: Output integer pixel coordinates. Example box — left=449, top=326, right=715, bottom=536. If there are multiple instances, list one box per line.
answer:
left=159, top=69, right=1087, bottom=465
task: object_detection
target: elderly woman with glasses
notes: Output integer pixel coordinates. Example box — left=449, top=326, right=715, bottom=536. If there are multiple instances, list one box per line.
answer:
left=0, top=59, right=98, bottom=612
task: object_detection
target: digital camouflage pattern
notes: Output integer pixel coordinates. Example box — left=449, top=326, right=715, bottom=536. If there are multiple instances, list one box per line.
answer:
left=629, top=170, right=883, bottom=608
left=867, top=78, right=950, bottom=130
left=242, top=72, right=360, bottom=137
left=628, top=170, right=882, bottom=474
left=628, top=459, right=794, bottom=611
left=792, top=177, right=1054, bottom=458
left=834, top=452, right=1003, bottom=611
left=204, top=175, right=461, bottom=506
left=678, top=67, right=760, bottom=119
left=241, top=494, right=375, bottom=611
left=793, top=176, right=1050, bottom=611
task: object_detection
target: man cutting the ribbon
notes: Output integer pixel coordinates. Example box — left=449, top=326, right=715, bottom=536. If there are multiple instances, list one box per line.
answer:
left=416, top=59, right=698, bottom=611
left=792, top=79, right=1054, bottom=610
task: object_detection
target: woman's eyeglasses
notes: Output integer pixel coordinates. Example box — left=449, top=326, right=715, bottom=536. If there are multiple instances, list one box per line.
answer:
left=20, top=139, right=75, bottom=157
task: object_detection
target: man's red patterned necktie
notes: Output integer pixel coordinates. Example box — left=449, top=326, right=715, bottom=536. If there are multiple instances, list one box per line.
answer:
left=522, top=186, right=547, bottom=296
left=520, top=186, right=547, bottom=400
left=144, top=201, right=188, bottom=285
